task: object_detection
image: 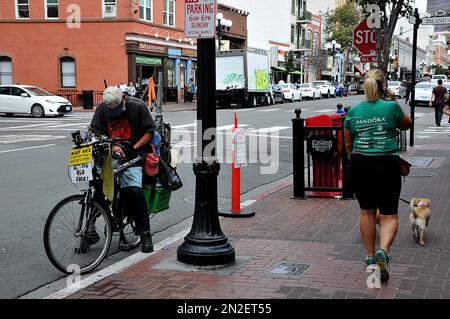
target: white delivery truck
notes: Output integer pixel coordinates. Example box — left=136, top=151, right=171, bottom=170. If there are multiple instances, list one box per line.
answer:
left=216, top=49, right=271, bottom=108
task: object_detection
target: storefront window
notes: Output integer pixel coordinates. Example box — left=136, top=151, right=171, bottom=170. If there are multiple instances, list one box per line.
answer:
left=139, top=0, right=152, bottom=22
left=164, top=0, right=175, bottom=27
left=167, top=59, right=176, bottom=88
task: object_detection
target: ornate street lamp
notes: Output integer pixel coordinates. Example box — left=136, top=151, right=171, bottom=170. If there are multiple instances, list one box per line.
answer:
left=216, top=13, right=233, bottom=51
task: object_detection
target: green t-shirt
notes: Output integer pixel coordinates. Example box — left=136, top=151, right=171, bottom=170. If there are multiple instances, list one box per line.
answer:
left=343, top=99, right=404, bottom=155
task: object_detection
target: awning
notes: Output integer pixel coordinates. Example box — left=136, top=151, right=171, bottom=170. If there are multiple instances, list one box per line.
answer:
left=354, top=64, right=366, bottom=75
left=288, top=70, right=304, bottom=75
left=271, top=66, right=287, bottom=72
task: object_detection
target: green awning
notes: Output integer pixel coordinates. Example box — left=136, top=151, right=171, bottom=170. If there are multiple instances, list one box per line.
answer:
left=288, top=70, right=304, bottom=75
left=271, top=66, right=287, bottom=72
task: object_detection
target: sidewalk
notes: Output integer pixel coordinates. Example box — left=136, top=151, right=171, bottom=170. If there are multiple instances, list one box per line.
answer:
left=61, top=136, right=450, bottom=299
left=73, top=102, right=197, bottom=113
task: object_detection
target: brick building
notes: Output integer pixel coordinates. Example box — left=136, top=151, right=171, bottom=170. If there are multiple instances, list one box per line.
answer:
left=0, top=0, right=199, bottom=102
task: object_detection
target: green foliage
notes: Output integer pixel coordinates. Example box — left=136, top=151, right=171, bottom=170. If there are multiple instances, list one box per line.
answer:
left=354, top=0, right=414, bottom=18
left=434, top=65, right=447, bottom=75
left=284, top=51, right=296, bottom=72
left=325, top=2, right=361, bottom=51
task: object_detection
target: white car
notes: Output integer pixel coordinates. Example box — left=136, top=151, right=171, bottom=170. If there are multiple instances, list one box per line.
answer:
left=277, top=83, right=302, bottom=102
left=313, top=81, right=336, bottom=98
left=0, top=85, right=73, bottom=117
left=414, top=82, right=434, bottom=105
left=431, top=74, right=448, bottom=84
left=388, top=81, right=406, bottom=98
left=296, top=83, right=321, bottom=100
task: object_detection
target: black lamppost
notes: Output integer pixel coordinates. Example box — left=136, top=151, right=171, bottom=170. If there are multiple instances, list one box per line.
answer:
left=177, top=13, right=235, bottom=266
left=216, top=13, right=232, bottom=51
left=326, top=40, right=341, bottom=82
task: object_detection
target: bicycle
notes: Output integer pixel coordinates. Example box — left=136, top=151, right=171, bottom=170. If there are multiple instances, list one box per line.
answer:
left=43, top=131, right=145, bottom=274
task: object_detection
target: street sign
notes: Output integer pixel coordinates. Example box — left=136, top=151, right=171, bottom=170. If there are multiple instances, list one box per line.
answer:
left=353, top=18, right=384, bottom=56
left=422, top=16, right=450, bottom=25
left=361, top=55, right=378, bottom=63
left=185, top=0, right=217, bottom=39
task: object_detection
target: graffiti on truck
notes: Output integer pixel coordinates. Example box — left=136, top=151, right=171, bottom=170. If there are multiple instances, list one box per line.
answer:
left=223, top=73, right=245, bottom=87
left=252, top=69, right=270, bottom=91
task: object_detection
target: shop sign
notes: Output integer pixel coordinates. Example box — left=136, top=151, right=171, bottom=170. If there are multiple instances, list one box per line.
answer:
left=168, top=48, right=182, bottom=56
left=136, top=55, right=162, bottom=65
left=138, top=42, right=165, bottom=54
left=306, top=135, right=337, bottom=155
left=182, top=48, right=197, bottom=58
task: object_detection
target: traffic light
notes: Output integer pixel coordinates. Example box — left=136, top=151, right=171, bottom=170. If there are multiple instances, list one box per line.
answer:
left=394, top=49, right=398, bottom=56
left=393, top=55, right=399, bottom=72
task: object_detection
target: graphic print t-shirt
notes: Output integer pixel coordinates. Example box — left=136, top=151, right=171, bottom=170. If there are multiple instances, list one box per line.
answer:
left=108, top=116, right=131, bottom=144
left=344, top=99, right=403, bottom=156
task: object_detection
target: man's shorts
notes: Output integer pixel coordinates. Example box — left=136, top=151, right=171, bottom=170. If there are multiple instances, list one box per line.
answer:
left=349, top=154, right=402, bottom=215
left=119, top=166, right=143, bottom=188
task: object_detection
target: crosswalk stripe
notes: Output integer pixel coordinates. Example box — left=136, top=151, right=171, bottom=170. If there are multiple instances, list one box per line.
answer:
left=171, top=123, right=196, bottom=129
left=315, top=109, right=336, bottom=113
left=247, top=126, right=290, bottom=133
left=44, top=122, right=90, bottom=128
left=257, top=108, right=281, bottom=112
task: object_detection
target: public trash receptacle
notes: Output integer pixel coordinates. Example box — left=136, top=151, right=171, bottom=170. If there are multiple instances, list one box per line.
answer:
left=305, top=114, right=344, bottom=192
left=82, top=90, right=94, bottom=109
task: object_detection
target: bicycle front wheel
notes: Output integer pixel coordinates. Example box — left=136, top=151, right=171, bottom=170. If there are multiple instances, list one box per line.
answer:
left=44, top=194, right=112, bottom=274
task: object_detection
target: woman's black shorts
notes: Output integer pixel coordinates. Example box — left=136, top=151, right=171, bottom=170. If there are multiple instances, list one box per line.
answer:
left=349, top=154, right=402, bottom=215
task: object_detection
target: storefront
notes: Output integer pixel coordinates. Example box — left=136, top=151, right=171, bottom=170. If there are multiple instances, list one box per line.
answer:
left=125, top=35, right=197, bottom=103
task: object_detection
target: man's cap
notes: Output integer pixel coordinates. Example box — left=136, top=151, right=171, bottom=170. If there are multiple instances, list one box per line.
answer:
left=103, top=86, right=125, bottom=117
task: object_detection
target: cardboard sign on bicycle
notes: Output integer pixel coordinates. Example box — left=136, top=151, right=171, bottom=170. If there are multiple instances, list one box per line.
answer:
left=69, top=146, right=93, bottom=166
left=69, top=163, right=93, bottom=188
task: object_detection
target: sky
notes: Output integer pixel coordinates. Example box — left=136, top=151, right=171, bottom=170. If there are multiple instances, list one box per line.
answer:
left=307, top=0, right=429, bottom=15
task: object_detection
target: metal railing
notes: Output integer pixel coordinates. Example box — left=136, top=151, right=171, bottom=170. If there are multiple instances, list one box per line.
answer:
left=49, top=90, right=103, bottom=107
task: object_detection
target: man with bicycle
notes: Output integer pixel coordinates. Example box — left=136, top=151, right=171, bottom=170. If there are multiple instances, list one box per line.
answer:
left=90, top=86, right=156, bottom=253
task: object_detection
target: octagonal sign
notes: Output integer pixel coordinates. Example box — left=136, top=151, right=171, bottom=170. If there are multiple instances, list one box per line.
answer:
left=353, top=18, right=384, bottom=56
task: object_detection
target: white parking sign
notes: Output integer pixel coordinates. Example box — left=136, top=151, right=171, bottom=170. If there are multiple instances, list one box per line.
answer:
left=185, top=0, right=216, bottom=39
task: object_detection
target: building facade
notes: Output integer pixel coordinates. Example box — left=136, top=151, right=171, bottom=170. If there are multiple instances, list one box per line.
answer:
left=427, top=0, right=450, bottom=34
left=0, top=0, right=198, bottom=102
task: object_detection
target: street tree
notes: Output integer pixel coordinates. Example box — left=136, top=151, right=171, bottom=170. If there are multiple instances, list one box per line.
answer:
left=325, top=1, right=361, bottom=83
left=355, top=0, right=415, bottom=77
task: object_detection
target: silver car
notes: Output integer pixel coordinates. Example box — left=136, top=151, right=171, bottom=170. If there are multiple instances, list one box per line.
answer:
left=387, top=81, right=406, bottom=98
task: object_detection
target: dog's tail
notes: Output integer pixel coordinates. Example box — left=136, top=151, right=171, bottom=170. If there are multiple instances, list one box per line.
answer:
left=410, top=197, right=419, bottom=218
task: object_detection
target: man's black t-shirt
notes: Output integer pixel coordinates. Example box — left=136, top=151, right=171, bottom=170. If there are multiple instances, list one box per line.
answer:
left=90, top=97, right=156, bottom=151
left=432, top=85, right=448, bottom=105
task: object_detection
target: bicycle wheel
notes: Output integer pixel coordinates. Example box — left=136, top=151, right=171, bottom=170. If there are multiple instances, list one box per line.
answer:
left=120, top=217, right=141, bottom=249
left=44, top=194, right=112, bottom=274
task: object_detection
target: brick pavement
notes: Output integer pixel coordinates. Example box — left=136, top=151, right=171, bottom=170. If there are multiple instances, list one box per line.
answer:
left=66, top=141, right=450, bottom=299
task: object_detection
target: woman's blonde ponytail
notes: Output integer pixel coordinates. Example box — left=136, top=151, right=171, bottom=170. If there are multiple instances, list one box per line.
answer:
left=364, top=69, right=385, bottom=102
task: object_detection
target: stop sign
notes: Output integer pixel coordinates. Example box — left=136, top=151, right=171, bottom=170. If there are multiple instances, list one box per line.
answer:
left=353, top=18, right=384, bottom=56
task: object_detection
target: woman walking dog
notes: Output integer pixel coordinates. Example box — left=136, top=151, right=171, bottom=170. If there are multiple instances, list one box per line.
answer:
left=344, top=69, right=412, bottom=283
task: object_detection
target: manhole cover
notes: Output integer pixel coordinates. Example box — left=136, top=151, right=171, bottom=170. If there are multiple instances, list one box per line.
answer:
left=404, top=157, right=434, bottom=168
left=269, top=263, right=310, bottom=276
left=409, top=169, right=435, bottom=177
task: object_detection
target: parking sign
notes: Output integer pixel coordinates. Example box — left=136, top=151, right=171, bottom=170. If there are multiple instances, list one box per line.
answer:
left=185, top=0, right=216, bottom=39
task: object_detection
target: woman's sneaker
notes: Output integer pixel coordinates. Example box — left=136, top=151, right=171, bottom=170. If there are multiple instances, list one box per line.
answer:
left=375, top=249, right=390, bottom=283
left=365, top=256, right=377, bottom=272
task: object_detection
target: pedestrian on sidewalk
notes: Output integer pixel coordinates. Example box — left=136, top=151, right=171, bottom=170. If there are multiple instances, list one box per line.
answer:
left=429, top=80, right=448, bottom=126
left=186, top=78, right=196, bottom=103
left=128, top=82, right=136, bottom=97
left=344, top=68, right=412, bottom=283
left=405, top=79, right=413, bottom=105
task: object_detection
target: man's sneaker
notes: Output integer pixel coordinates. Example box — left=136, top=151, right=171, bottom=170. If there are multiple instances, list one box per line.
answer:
left=141, top=231, right=154, bottom=253
left=365, top=256, right=377, bottom=272
left=375, top=249, right=390, bottom=283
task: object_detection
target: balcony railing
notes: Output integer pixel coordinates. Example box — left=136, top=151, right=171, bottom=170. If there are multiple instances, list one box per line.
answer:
left=297, top=9, right=312, bottom=23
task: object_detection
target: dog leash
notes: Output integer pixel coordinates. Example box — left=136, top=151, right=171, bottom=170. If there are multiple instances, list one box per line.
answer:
left=399, top=197, right=410, bottom=205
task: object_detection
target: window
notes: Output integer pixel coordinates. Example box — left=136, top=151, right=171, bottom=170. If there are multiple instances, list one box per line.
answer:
left=103, top=0, right=117, bottom=18
left=0, top=57, right=13, bottom=85
left=16, top=0, right=29, bottom=19
left=291, top=0, right=295, bottom=15
left=0, top=87, right=10, bottom=95
left=164, top=0, right=175, bottom=26
left=46, top=0, right=58, bottom=18
left=60, top=57, right=76, bottom=88
left=11, top=87, right=26, bottom=96
left=291, top=25, right=295, bottom=44
left=139, top=0, right=152, bottom=22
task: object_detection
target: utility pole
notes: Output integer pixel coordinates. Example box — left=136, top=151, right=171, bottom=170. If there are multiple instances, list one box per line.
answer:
left=409, top=8, right=421, bottom=147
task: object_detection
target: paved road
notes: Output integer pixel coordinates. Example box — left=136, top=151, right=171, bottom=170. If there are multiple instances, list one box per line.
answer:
left=0, top=94, right=439, bottom=298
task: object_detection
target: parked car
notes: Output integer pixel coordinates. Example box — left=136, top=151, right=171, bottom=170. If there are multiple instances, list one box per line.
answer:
left=270, top=84, right=284, bottom=104
left=0, top=85, right=73, bottom=117
left=387, top=81, right=407, bottom=98
left=312, top=81, right=336, bottom=98
left=277, top=83, right=302, bottom=102
left=332, top=82, right=347, bottom=97
left=420, top=76, right=431, bottom=82
left=414, top=82, right=435, bottom=106
left=296, top=83, right=321, bottom=100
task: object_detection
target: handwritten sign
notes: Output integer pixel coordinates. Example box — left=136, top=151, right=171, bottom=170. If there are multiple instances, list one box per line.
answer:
left=69, top=146, right=92, bottom=166
left=234, top=128, right=247, bottom=168
left=185, top=0, right=216, bottom=39
left=69, top=163, right=93, bottom=188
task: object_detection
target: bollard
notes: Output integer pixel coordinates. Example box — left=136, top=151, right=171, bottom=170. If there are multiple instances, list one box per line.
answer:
left=340, top=119, right=354, bottom=200
left=219, top=113, right=255, bottom=218
left=292, top=108, right=306, bottom=199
